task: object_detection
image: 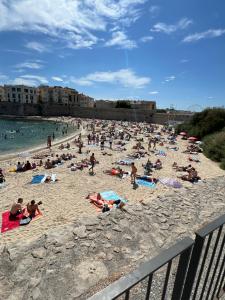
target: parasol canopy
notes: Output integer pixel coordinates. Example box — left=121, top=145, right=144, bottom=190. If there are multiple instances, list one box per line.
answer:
left=180, top=132, right=187, bottom=136
left=188, top=136, right=198, bottom=141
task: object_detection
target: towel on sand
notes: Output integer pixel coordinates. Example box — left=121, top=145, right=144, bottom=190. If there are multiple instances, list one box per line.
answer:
left=136, top=179, right=156, bottom=188
left=100, top=190, right=127, bottom=202
left=31, top=174, right=56, bottom=184
left=1, top=209, right=42, bottom=233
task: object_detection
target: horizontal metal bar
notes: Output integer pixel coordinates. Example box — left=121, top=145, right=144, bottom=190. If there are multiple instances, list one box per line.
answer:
left=196, top=214, right=225, bottom=238
left=88, top=237, right=194, bottom=300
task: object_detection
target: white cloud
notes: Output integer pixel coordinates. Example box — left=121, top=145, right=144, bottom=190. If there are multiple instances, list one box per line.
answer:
left=164, top=75, right=176, bottom=82
left=140, top=36, right=154, bottom=42
left=183, top=29, right=225, bottom=42
left=12, top=75, right=48, bottom=86
left=151, top=18, right=192, bottom=34
left=25, top=41, right=49, bottom=53
left=105, top=31, right=137, bottom=49
left=15, top=60, right=44, bottom=70
left=180, top=59, right=189, bottom=63
left=0, top=74, right=8, bottom=81
left=149, top=91, right=159, bottom=95
left=71, top=68, right=151, bottom=88
left=0, top=0, right=146, bottom=49
left=52, top=76, right=64, bottom=82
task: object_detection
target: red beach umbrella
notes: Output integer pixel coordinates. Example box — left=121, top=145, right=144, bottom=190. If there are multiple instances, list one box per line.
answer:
left=180, top=132, right=187, bottom=136
left=188, top=137, right=198, bottom=141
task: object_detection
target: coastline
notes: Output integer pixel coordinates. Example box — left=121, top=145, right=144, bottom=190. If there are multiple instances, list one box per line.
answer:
left=0, top=130, right=81, bottom=162
left=0, top=116, right=81, bottom=162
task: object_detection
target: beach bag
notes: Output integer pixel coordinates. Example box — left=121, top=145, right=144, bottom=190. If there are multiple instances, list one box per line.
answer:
left=20, top=217, right=32, bottom=226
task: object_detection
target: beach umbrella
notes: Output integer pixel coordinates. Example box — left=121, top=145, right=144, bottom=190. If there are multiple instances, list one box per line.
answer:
left=159, top=178, right=182, bottom=188
left=188, top=137, right=198, bottom=141
left=180, top=132, right=187, bottom=136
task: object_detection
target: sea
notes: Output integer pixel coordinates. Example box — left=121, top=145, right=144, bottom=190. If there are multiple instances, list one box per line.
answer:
left=0, top=118, right=75, bottom=155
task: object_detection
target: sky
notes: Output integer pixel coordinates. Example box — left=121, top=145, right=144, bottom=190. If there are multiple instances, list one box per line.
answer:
left=0, top=0, right=225, bottom=110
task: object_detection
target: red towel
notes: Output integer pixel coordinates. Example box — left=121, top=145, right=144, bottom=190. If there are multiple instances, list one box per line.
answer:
left=1, top=209, right=43, bottom=233
left=1, top=211, right=22, bottom=233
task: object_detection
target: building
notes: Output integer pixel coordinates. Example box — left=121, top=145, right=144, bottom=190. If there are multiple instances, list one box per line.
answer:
left=4, top=85, right=38, bottom=104
left=95, top=99, right=156, bottom=110
left=38, top=86, right=94, bottom=107
left=0, top=86, right=5, bottom=102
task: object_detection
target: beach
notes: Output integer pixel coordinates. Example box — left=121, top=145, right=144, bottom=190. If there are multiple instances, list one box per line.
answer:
left=0, top=117, right=224, bottom=246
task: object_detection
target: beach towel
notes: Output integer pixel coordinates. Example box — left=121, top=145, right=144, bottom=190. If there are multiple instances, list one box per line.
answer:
left=100, top=191, right=128, bottom=203
left=136, top=179, right=156, bottom=188
left=31, top=175, right=45, bottom=184
left=116, top=159, right=133, bottom=166
left=1, top=209, right=43, bottom=233
left=156, top=150, right=167, bottom=157
left=31, top=174, right=56, bottom=184
left=159, top=178, right=182, bottom=188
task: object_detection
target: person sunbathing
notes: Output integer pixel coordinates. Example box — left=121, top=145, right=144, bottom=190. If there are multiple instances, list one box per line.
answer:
left=10, top=198, right=23, bottom=220
left=27, top=200, right=42, bottom=218
left=88, top=193, right=125, bottom=210
left=154, top=159, right=162, bottom=170
left=0, top=168, right=5, bottom=184
left=45, top=159, right=53, bottom=169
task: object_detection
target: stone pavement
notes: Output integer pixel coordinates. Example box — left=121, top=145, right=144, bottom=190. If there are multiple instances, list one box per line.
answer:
left=0, top=176, right=225, bottom=300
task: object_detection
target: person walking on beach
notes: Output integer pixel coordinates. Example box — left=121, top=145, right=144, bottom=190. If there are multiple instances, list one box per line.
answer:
left=89, top=153, right=96, bottom=173
left=47, top=136, right=52, bottom=148
left=131, top=162, right=137, bottom=184
left=109, top=137, right=113, bottom=150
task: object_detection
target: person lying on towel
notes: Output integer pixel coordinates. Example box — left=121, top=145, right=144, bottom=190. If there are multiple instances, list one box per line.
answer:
left=88, top=193, right=125, bottom=210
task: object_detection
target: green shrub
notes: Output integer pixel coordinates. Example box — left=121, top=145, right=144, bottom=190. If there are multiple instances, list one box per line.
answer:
left=176, top=108, right=225, bottom=139
left=220, top=159, right=225, bottom=170
left=203, top=131, right=225, bottom=163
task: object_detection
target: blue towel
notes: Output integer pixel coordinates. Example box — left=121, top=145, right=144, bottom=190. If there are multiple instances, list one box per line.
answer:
left=31, top=175, right=45, bottom=184
left=100, top=190, right=127, bottom=202
left=136, top=179, right=156, bottom=188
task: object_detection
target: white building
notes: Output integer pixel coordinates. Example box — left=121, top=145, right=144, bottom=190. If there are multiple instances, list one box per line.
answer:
left=4, top=85, right=38, bottom=104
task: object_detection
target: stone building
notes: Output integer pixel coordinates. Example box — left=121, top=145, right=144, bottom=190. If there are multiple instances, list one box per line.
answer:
left=4, top=85, right=38, bottom=104
left=95, top=99, right=156, bottom=110
left=0, top=86, right=5, bottom=102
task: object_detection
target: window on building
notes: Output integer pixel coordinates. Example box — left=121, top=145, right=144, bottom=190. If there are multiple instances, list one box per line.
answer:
left=24, top=89, right=28, bottom=93
left=12, top=87, right=16, bottom=92
left=26, top=95, right=28, bottom=100
left=26, top=100, right=28, bottom=103
left=17, top=88, right=21, bottom=92
left=30, top=96, right=33, bottom=100
left=18, top=94, right=21, bottom=99
left=31, top=100, right=33, bottom=104
left=12, top=94, right=16, bottom=98
left=30, top=90, right=33, bottom=94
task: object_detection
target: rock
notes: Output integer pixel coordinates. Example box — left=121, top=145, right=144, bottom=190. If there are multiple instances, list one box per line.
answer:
left=73, top=226, right=87, bottom=238
left=112, top=226, right=122, bottom=232
left=32, top=248, right=46, bottom=259
left=32, top=287, right=42, bottom=300
left=80, top=216, right=99, bottom=226
left=124, top=234, right=132, bottom=240
left=96, top=252, right=107, bottom=259
left=29, top=276, right=41, bottom=288
left=65, top=242, right=75, bottom=249
left=113, top=247, right=120, bottom=253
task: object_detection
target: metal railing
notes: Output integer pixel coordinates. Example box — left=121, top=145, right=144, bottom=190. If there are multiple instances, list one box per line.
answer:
left=88, top=213, right=225, bottom=300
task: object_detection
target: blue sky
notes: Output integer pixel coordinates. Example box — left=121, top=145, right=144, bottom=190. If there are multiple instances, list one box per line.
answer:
left=0, top=0, right=225, bottom=110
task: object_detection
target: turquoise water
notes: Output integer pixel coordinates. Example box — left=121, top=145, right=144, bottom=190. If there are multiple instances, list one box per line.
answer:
left=0, top=118, right=76, bottom=155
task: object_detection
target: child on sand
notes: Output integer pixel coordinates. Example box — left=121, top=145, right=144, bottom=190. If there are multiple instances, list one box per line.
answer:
left=131, top=162, right=137, bottom=184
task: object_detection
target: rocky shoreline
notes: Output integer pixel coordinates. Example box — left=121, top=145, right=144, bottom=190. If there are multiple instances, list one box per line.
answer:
left=1, top=175, right=225, bottom=300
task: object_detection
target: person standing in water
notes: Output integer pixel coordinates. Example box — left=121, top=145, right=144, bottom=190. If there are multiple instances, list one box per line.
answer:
left=47, top=135, right=52, bottom=148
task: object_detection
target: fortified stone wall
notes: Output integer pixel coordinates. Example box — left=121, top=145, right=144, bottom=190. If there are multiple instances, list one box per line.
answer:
left=0, top=102, right=192, bottom=124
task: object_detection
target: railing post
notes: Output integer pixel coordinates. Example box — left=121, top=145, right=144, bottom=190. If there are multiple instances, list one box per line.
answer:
left=171, top=245, right=193, bottom=300
left=181, top=234, right=205, bottom=300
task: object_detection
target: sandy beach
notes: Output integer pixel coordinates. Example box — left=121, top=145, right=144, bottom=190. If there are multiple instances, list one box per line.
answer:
left=0, top=117, right=224, bottom=245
